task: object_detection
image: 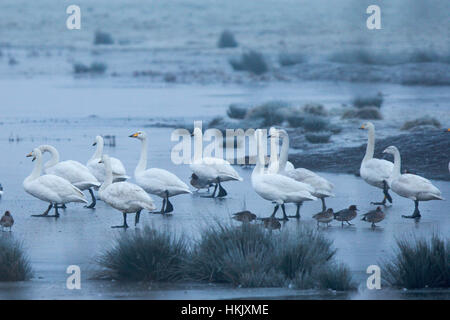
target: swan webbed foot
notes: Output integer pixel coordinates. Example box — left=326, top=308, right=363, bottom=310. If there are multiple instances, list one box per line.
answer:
left=201, top=183, right=218, bottom=198
left=164, top=197, right=174, bottom=213
left=217, top=182, right=227, bottom=198
left=371, top=196, right=387, bottom=206
left=112, top=212, right=129, bottom=228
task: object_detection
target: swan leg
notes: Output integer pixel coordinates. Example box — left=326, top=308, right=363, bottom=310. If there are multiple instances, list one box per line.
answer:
left=371, top=181, right=392, bottom=205
left=32, top=203, right=57, bottom=217
left=201, top=183, right=218, bottom=198
left=85, top=188, right=96, bottom=209
left=280, top=204, right=289, bottom=221
left=217, top=180, right=228, bottom=198
left=154, top=198, right=166, bottom=214
left=402, top=200, right=421, bottom=219
left=112, top=212, right=129, bottom=228
left=288, top=202, right=302, bottom=218
left=164, top=194, right=174, bottom=214
left=270, top=204, right=280, bottom=218
left=321, top=198, right=326, bottom=211
left=135, top=210, right=141, bottom=226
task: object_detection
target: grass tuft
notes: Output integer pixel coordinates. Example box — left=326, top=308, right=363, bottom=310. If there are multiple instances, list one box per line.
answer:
left=227, top=104, right=248, bottom=119
left=305, top=132, right=332, bottom=144
left=217, top=30, right=238, bottom=48
left=96, top=226, right=188, bottom=282
left=279, top=53, right=304, bottom=66
left=352, top=94, right=383, bottom=109
left=382, top=234, right=450, bottom=289
left=0, top=237, right=33, bottom=282
left=401, top=116, right=441, bottom=131
left=94, top=31, right=114, bottom=45
left=229, top=50, right=268, bottom=75
left=73, top=62, right=107, bottom=74
left=342, top=107, right=383, bottom=120
left=245, top=101, right=290, bottom=126
left=301, top=115, right=329, bottom=132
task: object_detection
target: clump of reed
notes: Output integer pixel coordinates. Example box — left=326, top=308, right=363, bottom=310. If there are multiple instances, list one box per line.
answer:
left=381, top=234, right=450, bottom=289
left=0, top=237, right=33, bottom=282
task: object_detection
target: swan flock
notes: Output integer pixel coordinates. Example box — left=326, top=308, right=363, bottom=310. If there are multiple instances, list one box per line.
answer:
left=20, top=123, right=445, bottom=228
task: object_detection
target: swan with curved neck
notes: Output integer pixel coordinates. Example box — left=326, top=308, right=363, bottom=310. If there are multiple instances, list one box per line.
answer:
left=189, top=127, right=243, bottom=198
left=87, top=135, right=129, bottom=183
left=98, top=154, right=156, bottom=228
left=129, top=131, right=191, bottom=214
left=38, top=145, right=100, bottom=208
left=359, top=122, right=394, bottom=205
left=383, top=146, right=443, bottom=219
left=267, top=127, right=334, bottom=217
left=252, top=129, right=317, bottom=221
left=23, top=148, right=88, bottom=217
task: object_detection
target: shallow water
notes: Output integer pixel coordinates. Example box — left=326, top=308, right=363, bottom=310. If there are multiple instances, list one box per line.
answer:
left=0, top=105, right=449, bottom=299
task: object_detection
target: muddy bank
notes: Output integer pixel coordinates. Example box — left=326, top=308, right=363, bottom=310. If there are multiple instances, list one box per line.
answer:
left=289, top=130, right=450, bottom=181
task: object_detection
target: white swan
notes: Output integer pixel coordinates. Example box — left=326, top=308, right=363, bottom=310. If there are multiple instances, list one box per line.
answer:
left=98, top=154, right=156, bottom=228
left=383, top=146, right=443, bottom=219
left=23, top=148, right=88, bottom=217
left=129, top=131, right=191, bottom=214
left=190, top=127, right=243, bottom=198
left=267, top=127, right=334, bottom=217
left=38, top=145, right=100, bottom=208
left=86, top=135, right=129, bottom=183
left=252, top=129, right=317, bottom=221
left=359, top=122, right=394, bottom=205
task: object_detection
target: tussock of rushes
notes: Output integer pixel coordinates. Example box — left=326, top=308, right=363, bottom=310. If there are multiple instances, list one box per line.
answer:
left=401, top=116, right=441, bottom=130
left=382, top=234, right=450, bottom=289
left=96, top=226, right=188, bottom=282
left=229, top=50, right=268, bottom=75
left=0, top=237, right=33, bottom=282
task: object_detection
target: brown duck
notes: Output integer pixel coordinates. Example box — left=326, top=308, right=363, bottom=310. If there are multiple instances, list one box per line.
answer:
left=232, top=210, right=257, bottom=223
left=0, top=211, right=14, bottom=231
left=334, top=205, right=358, bottom=226
left=260, top=217, right=281, bottom=230
left=361, top=206, right=385, bottom=228
left=313, top=208, right=334, bottom=227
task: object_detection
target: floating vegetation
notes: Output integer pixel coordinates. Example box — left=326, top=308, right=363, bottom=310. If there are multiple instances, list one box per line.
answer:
left=401, top=116, right=441, bottom=131
left=217, top=30, right=238, bottom=48
left=229, top=50, right=268, bottom=75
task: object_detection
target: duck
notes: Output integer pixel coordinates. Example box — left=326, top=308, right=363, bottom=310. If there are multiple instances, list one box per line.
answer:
left=0, top=211, right=14, bottom=231
left=267, top=127, right=334, bottom=218
left=23, top=148, right=88, bottom=217
left=312, top=208, right=334, bottom=227
left=38, top=145, right=100, bottom=208
left=334, top=205, right=358, bottom=226
left=190, top=127, right=243, bottom=198
left=359, top=122, right=394, bottom=205
left=98, top=154, right=156, bottom=228
left=129, top=131, right=191, bottom=214
left=232, top=210, right=257, bottom=223
left=251, top=129, right=317, bottom=221
left=260, top=217, right=282, bottom=230
left=86, top=135, right=129, bottom=183
left=361, top=206, right=385, bottom=228
left=382, top=146, right=443, bottom=219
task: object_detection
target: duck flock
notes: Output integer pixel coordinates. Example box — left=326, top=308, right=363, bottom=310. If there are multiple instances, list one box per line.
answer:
left=0, top=122, right=446, bottom=232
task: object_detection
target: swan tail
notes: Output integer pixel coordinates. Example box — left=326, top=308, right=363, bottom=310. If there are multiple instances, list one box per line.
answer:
left=113, top=175, right=130, bottom=182
left=315, top=190, right=335, bottom=198
left=74, top=181, right=101, bottom=190
left=140, top=202, right=156, bottom=212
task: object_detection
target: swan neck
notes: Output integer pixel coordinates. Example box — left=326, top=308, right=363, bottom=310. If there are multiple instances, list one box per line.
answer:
left=91, top=139, right=103, bottom=160
left=30, top=154, right=43, bottom=180
left=43, top=145, right=60, bottom=169
left=278, top=133, right=289, bottom=172
left=253, top=132, right=265, bottom=176
left=136, top=137, right=148, bottom=174
left=100, top=158, right=113, bottom=192
left=392, top=149, right=402, bottom=178
left=363, top=127, right=375, bottom=162
left=193, top=130, right=203, bottom=162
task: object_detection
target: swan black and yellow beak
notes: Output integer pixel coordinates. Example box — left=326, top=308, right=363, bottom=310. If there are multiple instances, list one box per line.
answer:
left=92, top=142, right=97, bottom=146
left=26, top=152, right=36, bottom=161
left=359, top=124, right=365, bottom=130
left=98, top=159, right=103, bottom=164
left=129, top=132, right=139, bottom=138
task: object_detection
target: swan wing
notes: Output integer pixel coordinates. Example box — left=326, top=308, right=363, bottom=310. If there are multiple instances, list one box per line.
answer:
left=102, top=182, right=156, bottom=211
left=361, top=159, right=394, bottom=182
left=110, top=157, right=127, bottom=176
left=45, top=160, right=100, bottom=188
left=393, top=174, right=442, bottom=199
left=26, top=175, right=87, bottom=203
left=137, top=168, right=191, bottom=195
